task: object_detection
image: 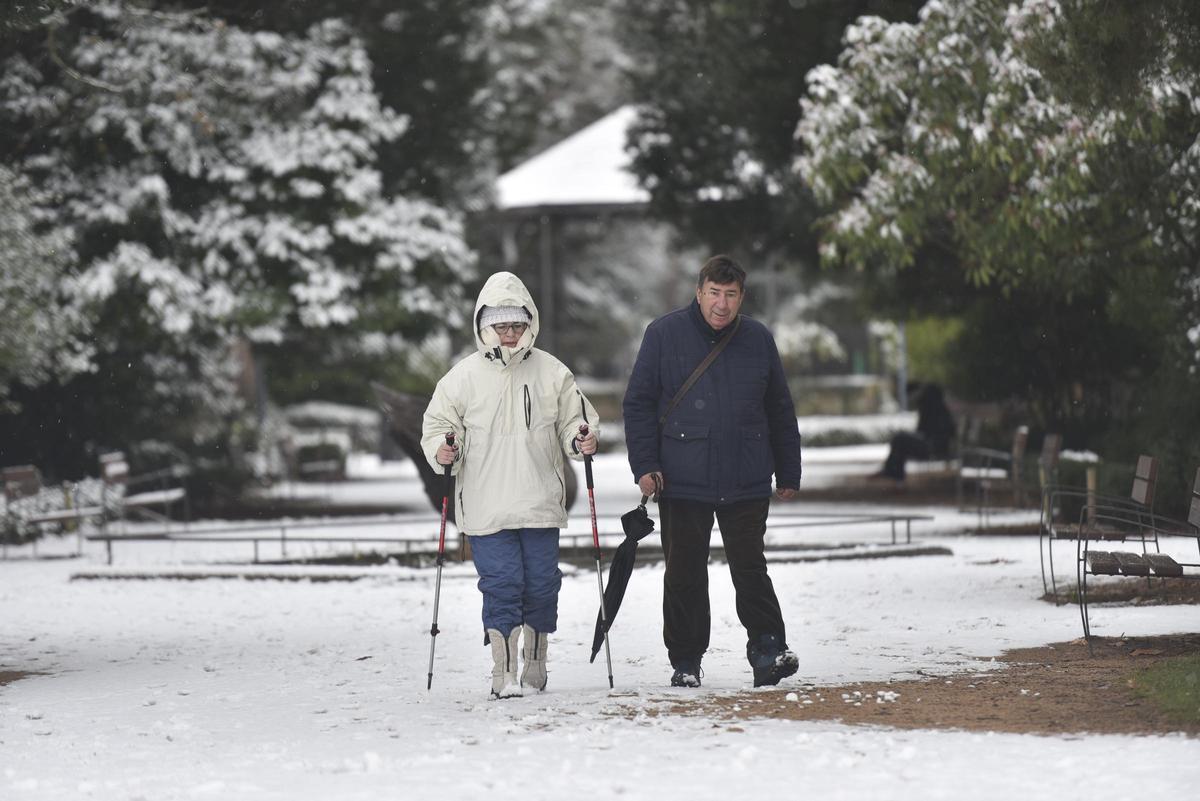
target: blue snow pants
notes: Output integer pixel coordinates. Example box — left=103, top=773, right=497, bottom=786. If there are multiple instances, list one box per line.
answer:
left=468, top=527, right=562, bottom=637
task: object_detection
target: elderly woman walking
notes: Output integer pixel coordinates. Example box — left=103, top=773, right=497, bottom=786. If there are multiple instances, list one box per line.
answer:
left=421, top=271, right=599, bottom=699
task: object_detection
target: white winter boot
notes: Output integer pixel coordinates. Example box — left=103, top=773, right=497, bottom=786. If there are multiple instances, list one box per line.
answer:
left=520, top=624, right=548, bottom=691
left=487, top=627, right=524, bottom=699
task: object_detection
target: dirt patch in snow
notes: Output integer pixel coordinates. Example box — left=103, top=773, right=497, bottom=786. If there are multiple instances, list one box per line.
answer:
left=658, top=634, right=1200, bottom=736
left=1045, top=578, right=1200, bottom=606
left=0, top=671, right=37, bottom=687
left=794, top=472, right=978, bottom=508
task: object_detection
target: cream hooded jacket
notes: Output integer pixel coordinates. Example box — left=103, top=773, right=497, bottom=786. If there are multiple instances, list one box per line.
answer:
left=420, top=272, right=600, bottom=536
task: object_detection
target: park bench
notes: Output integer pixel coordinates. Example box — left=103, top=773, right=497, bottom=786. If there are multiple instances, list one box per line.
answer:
left=2, top=464, right=105, bottom=556
left=99, top=452, right=190, bottom=528
left=1076, top=466, right=1200, bottom=647
left=903, top=413, right=981, bottom=484
left=956, top=425, right=1029, bottom=527
left=1, top=454, right=191, bottom=558
left=1040, top=453, right=1156, bottom=601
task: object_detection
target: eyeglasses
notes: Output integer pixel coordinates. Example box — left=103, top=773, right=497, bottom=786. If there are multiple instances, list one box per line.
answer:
left=492, top=323, right=528, bottom=335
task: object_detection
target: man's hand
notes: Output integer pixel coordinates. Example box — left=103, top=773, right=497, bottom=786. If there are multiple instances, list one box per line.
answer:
left=576, top=426, right=598, bottom=456
left=435, top=441, right=458, bottom=466
left=774, top=487, right=797, bottom=500
left=638, top=472, right=663, bottom=498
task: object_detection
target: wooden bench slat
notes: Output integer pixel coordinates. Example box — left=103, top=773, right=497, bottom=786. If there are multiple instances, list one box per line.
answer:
left=1050, top=523, right=1082, bottom=540
left=1055, top=524, right=1131, bottom=541
left=958, top=466, right=1009, bottom=481
left=27, top=506, right=104, bottom=524
left=1096, top=528, right=1134, bottom=541
left=122, top=488, right=186, bottom=507
left=1085, top=551, right=1121, bottom=575
left=1145, top=553, right=1184, bottom=577
left=1112, top=551, right=1152, bottom=576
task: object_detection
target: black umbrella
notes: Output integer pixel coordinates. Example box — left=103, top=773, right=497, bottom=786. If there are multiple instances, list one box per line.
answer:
left=590, top=496, right=657, bottom=663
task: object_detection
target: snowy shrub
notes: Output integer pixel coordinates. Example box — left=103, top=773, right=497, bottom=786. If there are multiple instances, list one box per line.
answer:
left=0, top=166, right=89, bottom=410
left=1, top=4, right=472, bottom=354
left=769, top=285, right=848, bottom=370
left=0, top=2, right=474, bottom=478
left=794, top=0, right=1200, bottom=512
left=795, top=0, right=1200, bottom=298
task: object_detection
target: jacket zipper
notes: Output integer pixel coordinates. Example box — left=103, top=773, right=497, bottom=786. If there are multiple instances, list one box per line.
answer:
left=523, top=381, right=562, bottom=503
left=554, top=455, right=564, bottom=507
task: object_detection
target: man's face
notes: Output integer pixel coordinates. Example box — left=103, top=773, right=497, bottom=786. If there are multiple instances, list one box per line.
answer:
left=696, top=279, right=744, bottom=330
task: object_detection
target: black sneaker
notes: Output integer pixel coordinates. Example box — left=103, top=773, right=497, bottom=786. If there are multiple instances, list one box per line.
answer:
left=670, top=658, right=702, bottom=688
left=748, top=634, right=799, bottom=687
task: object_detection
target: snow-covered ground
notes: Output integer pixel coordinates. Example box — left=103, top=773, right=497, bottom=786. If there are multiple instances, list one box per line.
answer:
left=2, top=450, right=1198, bottom=799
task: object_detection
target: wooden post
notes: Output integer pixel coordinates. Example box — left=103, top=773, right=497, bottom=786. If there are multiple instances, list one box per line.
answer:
left=538, top=213, right=555, bottom=352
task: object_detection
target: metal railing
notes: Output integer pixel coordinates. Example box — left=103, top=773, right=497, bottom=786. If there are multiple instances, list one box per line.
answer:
left=86, top=509, right=934, bottom=565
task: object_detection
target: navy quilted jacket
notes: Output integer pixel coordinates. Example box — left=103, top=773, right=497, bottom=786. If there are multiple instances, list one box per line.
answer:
left=623, top=300, right=803, bottom=504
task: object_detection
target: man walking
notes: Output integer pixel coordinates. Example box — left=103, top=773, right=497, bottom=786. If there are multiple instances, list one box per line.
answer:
left=623, top=254, right=802, bottom=688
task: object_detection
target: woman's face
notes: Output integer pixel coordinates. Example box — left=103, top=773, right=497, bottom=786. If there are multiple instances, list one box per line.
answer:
left=492, top=322, right=527, bottom=347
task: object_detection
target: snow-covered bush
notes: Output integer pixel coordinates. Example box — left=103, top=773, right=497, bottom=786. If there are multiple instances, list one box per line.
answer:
left=795, top=0, right=1200, bottom=511
left=795, top=0, right=1199, bottom=300
left=2, top=3, right=472, bottom=351
left=0, top=2, right=474, bottom=480
left=0, top=166, right=87, bottom=411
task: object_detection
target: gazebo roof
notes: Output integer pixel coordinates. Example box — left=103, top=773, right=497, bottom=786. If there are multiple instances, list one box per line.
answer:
left=495, top=105, right=650, bottom=210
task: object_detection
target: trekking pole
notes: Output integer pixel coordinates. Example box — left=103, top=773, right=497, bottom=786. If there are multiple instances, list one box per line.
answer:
left=427, top=432, right=455, bottom=690
left=580, top=418, right=615, bottom=689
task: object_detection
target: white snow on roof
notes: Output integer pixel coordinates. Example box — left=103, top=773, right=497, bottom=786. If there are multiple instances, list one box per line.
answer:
left=495, top=105, right=651, bottom=209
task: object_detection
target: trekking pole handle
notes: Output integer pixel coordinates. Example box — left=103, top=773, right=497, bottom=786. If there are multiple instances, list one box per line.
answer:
left=443, top=432, right=455, bottom=478
left=579, top=424, right=594, bottom=489
left=436, top=432, right=455, bottom=562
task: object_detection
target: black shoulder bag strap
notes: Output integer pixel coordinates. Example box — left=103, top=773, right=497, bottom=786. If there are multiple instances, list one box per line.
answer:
left=658, top=315, right=741, bottom=429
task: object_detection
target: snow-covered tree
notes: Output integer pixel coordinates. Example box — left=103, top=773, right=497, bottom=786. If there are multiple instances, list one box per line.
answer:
left=795, top=0, right=1200, bottom=508
left=4, top=3, right=472, bottom=343
left=614, top=0, right=924, bottom=259
left=475, top=0, right=630, bottom=174
left=0, top=166, right=87, bottom=411
left=0, top=2, right=473, bottom=478
left=771, top=286, right=848, bottom=370
left=796, top=0, right=1199, bottom=296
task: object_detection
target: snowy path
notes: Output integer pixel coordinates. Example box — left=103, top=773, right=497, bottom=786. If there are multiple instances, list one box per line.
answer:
left=3, top=453, right=1199, bottom=799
